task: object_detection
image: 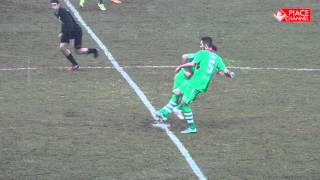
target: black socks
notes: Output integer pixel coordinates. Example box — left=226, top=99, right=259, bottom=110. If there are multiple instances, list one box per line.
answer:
left=66, top=54, right=78, bottom=66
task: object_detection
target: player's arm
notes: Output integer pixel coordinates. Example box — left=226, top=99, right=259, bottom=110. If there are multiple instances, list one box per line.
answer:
left=175, top=61, right=196, bottom=73
left=222, top=68, right=235, bottom=79
left=181, top=53, right=196, bottom=78
left=217, top=59, right=235, bottom=79
left=181, top=53, right=195, bottom=64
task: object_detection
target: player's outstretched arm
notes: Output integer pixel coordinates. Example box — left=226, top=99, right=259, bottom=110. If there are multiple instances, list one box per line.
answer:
left=175, top=62, right=196, bottom=73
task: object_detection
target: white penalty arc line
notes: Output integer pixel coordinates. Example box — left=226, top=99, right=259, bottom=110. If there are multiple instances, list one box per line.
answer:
left=63, top=1, right=207, bottom=180
left=1, top=65, right=320, bottom=72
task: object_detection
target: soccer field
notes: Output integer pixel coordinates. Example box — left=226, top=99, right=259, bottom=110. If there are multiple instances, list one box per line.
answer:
left=1, top=0, right=320, bottom=179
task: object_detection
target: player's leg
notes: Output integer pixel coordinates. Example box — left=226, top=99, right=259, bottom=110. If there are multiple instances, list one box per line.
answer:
left=74, top=29, right=99, bottom=58
left=60, top=43, right=79, bottom=71
left=177, top=86, right=200, bottom=133
left=155, top=70, right=187, bottom=121
left=79, top=0, right=86, bottom=8
left=97, top=0, right=106, bottom=11
left=166, top=69, right=190, bottom=119
left=156, top=89, right=181, bottom=121
left=156, top=70, right=190, bottom=121
left=173, top=69, right=187, bottom=89
left=60, top=33, right=79, bottom=71
left=76, top=47, right=98, bottom=57
left=179, top=104, right=197, bottom=134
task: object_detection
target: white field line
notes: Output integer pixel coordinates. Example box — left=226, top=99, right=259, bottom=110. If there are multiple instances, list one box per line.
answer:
left=63, top=1, right=207, bottom=180
left=1, top=65, right=320, bottom=71
left=229, top=66, right=320, bottom=71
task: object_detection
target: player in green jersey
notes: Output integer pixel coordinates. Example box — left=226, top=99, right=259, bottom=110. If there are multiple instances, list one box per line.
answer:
left=156, top=53, right=196, bottom=121
left=156, top=37, right=235, bottom=134
left=173, top=53, right=195, bottom=89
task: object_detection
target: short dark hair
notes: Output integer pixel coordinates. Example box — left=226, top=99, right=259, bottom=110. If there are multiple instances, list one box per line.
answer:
left=51, top=0, right=59, bottom=4
left=201, top=36, right=217, bottom=51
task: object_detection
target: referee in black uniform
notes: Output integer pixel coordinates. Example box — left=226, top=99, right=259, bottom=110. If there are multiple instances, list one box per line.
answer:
left=51, top=0, right=98, bottom=71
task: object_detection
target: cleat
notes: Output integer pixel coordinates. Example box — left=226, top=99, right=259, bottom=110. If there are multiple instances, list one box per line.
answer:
left=155, top=111, right=168, bottom=121
left=65, top=65, right=80, bottom=72
left=79, top=0, right=85, bottom=8
left=173, top=108, right=184, bottom=120
left=111, top=0, right=122, bottom=4
left=152, top=122, right=170, bottom=129
left=180, top=128, right=197, bottom=134
left=97, top=3, right=106, bottom=11
left=93, top=48, right=99, bottom=58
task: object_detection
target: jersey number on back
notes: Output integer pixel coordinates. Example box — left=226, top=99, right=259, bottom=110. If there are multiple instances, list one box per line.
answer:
left=206, top=59, right=215, bottom=74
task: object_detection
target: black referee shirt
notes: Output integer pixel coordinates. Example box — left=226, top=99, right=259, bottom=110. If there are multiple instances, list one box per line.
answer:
left=54, top=7, right=81, bottom=33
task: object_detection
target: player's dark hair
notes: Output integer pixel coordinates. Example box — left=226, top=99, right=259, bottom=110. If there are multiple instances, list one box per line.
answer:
left=201, top=36, right=217, bottom=51
left=51, top=0, right=59, bottom=4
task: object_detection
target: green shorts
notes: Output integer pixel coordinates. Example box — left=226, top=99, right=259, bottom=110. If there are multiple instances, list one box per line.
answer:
left=179, top=83, right=200, bottom=104
left=173, top=69, right=188, bottom=89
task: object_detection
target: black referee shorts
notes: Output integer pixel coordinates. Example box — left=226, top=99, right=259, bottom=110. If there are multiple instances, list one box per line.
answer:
left=60, top=28, right=83, bottom=49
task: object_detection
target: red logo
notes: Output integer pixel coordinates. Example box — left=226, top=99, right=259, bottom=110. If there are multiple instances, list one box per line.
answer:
left=273, top=8, right=311, bottom=23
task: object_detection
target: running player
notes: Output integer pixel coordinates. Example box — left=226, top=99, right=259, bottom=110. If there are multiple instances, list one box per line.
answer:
left=51, top=0, right=98, bottom=71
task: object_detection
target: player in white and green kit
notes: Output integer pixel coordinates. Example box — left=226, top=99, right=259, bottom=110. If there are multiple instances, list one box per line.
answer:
left=156, top=37, right=235, bottom=134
